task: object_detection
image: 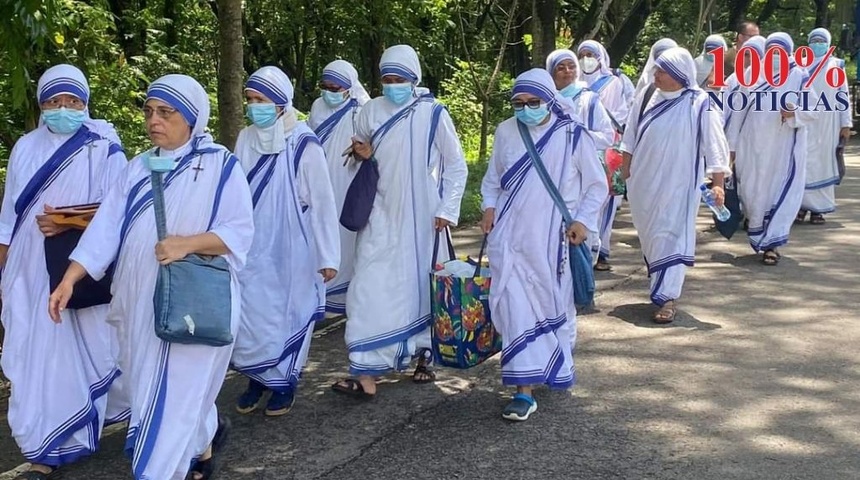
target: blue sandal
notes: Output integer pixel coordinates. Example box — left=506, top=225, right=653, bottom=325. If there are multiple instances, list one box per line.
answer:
left=502, top=393, right=538, bottom=421
left=264, top=389, right=296, bottom=417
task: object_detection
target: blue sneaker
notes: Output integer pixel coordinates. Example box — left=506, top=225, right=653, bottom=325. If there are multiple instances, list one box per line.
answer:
left=502, top=393, right=538, bottom=421
left=265, top=389, right=296, bottom=417
left=236, top=379, right=266, bottom=414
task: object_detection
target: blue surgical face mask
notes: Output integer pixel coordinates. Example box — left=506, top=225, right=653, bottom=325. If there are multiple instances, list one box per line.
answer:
left=143, top=150, right=177, bottom=173
left=41, top=108, right=87, bottom=134
left=382, top=83, right=414, bottom=106
left=322, top=90, right=348, bottom=107
left=246, top=103, right=279, bottom=128
left=559, top=83, right=582, bottom=98
left=515, top=104, right=550, bottom=126
left=810, top=42, right=829, bottom=57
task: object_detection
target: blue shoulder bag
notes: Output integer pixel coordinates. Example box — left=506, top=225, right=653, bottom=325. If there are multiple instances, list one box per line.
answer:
left=150, top=170, right=234, bottom=347
left=515, top=120, right=595, bottom=307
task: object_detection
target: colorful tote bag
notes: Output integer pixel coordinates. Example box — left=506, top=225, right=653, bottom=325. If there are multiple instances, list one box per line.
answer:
left=430, top=234, right=502, bottom=369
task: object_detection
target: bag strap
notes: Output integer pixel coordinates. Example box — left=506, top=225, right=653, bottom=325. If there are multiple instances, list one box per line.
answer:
left=431, top=228, right=456, bottom=268
left=473, top=234, right=487, bottom=278
left=150, top=170, right=168, bottom=242
left=515, top=120, right=578, bottom=227
left=639, top=83, right=657, bottom=122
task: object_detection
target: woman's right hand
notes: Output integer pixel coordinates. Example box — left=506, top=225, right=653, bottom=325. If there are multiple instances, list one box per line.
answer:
left=480, top=208, right=495, bottom=234
left=48, top=281, right=75, bottom=323
left=351, top=138, right=372, bottom=160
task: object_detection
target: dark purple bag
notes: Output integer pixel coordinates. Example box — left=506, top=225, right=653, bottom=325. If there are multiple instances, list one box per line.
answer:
left=339, top=157, right=379, bottom=232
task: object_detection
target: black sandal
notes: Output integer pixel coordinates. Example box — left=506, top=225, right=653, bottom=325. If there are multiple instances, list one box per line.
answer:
left=186, top=416, right=231, bottom=480
left=412, top=364, right=437, bottom=383
left=762, top=250, right=780, bottom=266
left=795, top=210, right=808, bottom=224
left=810, top=213, right=825, bottom=225
left=331, top=378, right=375, bottom=399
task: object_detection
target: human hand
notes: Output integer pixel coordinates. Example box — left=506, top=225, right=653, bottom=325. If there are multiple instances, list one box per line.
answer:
left=566, top=221, right=588, bottom=245
left=48, top=281, right=75, bottom=323
left=435, top=217, right=452, bottom=232
left=155, top=236, right=190, bottom=265
left=351, top=137, right=372, bottom=160
left=840, top=127, right=851, bottom=142
left=319, top=268, right=337, bottom=282
left=480, top=209, right=495, bottom=234
left=36, top=205, right=70, bottom=237
left=710, top=185, right=725, bottom=208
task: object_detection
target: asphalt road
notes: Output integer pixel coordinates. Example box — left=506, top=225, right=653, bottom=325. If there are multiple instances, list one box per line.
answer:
left=1, top=146, right=859, bottom=479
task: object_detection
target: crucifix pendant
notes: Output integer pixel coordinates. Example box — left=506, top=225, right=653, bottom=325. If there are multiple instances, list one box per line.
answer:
left=192, top=158, right=204, bottom=181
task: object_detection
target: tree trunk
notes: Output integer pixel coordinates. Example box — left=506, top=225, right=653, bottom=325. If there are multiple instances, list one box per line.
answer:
left=531, top=0, right=557, bottom=66
left=215, top=0, right=244, bottom=151
left=164, top=0, right=178, bottom=48
left=813, top=0, right=830, bottom=27
left=756, top=0, right=781, bottom=25
left=605, top=0, right=662, bottom=64
left=726, top=0, right=755, bottom=32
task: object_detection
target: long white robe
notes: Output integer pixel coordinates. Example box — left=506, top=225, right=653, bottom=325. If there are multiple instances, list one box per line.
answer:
left=344, top=93, right=468, bottom=376
left=0, top=122, right=126, bottom=467
left=69, top=136, right=254, bottom=480
left=481, top=115, right=606, bottom=387
left=582, top=73, right=627, bottom=260
left=801, top=57, right=852, bottom=214
left=568, top=88, right=613, bottom=259
left=726, top=67, right=815, bottom=252
left=230, top=122, right=340, bottom=392
left=622, top=89, right=730, bottom=305
left=308, top=98, right=362, bottom=314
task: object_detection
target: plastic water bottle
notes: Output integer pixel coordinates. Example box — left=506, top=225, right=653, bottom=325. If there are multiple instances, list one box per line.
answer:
left=700, top=184, right=731, bottom=221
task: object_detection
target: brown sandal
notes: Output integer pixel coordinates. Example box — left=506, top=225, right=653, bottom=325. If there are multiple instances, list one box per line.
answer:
left=762, top=249, right=780, bottom=266
left=652, top=301, right=676, bottom=324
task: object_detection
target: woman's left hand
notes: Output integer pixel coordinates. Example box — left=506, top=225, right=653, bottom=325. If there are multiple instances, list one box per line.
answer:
left=710, top=185, right=726, bottom=208
left=319, top=268, right=337, bottom=282
left=566, top=222, right=588, bottom=246
left=155, top=236, right=190, bottom=265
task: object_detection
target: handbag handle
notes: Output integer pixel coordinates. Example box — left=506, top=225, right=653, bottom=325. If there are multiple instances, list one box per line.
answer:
left=431, top=227, right=456, bottom=269
left=472, top=234, right=487, bottom=278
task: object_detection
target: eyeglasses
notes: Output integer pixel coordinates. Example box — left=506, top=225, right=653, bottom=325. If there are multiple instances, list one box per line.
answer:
left=319, top=83, right=344, bottom=93
left=142, top=106, right=178, bottom=120
left=511, top=99, right=543, bottom=111
left=42, top=97, right=85, bottom=109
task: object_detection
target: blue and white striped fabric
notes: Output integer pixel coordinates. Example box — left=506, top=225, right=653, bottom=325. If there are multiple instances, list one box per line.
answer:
left=245, top=65, right=294, bottom=106
left=37, top=64, right=90, bottom=105
left=146, top=74, right=210, bottom=135
left=379, top=44, right=422, bottom=84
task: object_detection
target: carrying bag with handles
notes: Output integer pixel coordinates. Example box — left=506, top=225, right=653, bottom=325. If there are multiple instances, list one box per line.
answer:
left=150, top=168, right=233, bottom=347
left=430, top=232, right=501, bottom=369
left=516, top=120, right=595, bottom=307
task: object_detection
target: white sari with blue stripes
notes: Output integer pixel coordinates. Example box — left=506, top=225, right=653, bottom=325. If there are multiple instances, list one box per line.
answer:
left=622, top=87, right=729, bottom=306
left=308, top=97, right=362, bottom=314
left=344, top=91, right=468, bottom=376
left=480, top=115, right=606, bottom=388
left=802, top=57, right=851, bottom=214
left=726, top=66, right=813, bottom=252
left=230, top=122, right=340, bottom=393
left=0, top=122, right=127, bottom=468
left=69, top=135, right=254, bottom=480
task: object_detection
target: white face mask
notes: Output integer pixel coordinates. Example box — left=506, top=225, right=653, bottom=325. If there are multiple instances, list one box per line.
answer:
left=580, top=57, right=599, bottom=73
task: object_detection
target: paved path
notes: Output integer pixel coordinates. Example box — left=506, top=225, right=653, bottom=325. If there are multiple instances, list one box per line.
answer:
left=2, top=146, right=859, bottom=479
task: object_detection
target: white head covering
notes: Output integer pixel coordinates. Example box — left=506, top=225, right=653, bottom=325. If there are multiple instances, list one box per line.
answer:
left=321, top=60, right=371, bottom=105
left=146, top=74, right=211, bottom=137
left=35, top=64, right=123, bottom=142
left=694, top=34, right=728, bottom=86
left=577, top=40, right=612, bottom=84
left=765, top=32, right=796, bottom=74
left=38, top=64, right=90, bottom=105
left=636, top=38, right=679, bottom=95
left=654, top=46, right=700, bottom=91
left=241, top=66, right=301, bottom=154
left=511, top=68, right=576, bottom=121
left=379, top=45, right=422, bottom=84
left=808, top=27, right=831, bottom=45
left=545, top=48, right=586, bottom=90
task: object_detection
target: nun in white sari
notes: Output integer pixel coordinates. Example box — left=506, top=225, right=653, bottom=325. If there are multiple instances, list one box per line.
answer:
left=49, top=74, right=255, bottom=480
left=635, top=38, right=679, bottom=98
left=231, top=66, right=340, bottom=416
left=694, top=35, right=729, bottom=99
left=621, top=47, right=730, bottom=323
left=798, top=28, right=852, bottom=223
left=725, top=32, right=816, bottom=265
left=332, top=44, right=468, bottom=398
left=722, top=35, right=766, bottom=128
left=480, top=68, right=606, bottom=420
left=546, top=49, right=613, bottom=261
left=0, top=64, right=127, bottom=479
left=307, top=60, right=371, bottom=315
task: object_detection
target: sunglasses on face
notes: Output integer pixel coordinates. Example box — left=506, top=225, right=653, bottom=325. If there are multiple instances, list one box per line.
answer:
left=511, top=99, right=543, bottom=111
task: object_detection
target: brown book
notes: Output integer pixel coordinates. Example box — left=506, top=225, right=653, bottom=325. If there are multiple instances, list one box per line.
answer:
left=47, top=202, right=100, bottom=229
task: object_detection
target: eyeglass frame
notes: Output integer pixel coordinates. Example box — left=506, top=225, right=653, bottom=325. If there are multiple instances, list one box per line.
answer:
left=142, top=105, right=179, bottom=120
left=510, top=98, right=545, bottom=111
left=41, top=96, right=86, bottom=110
